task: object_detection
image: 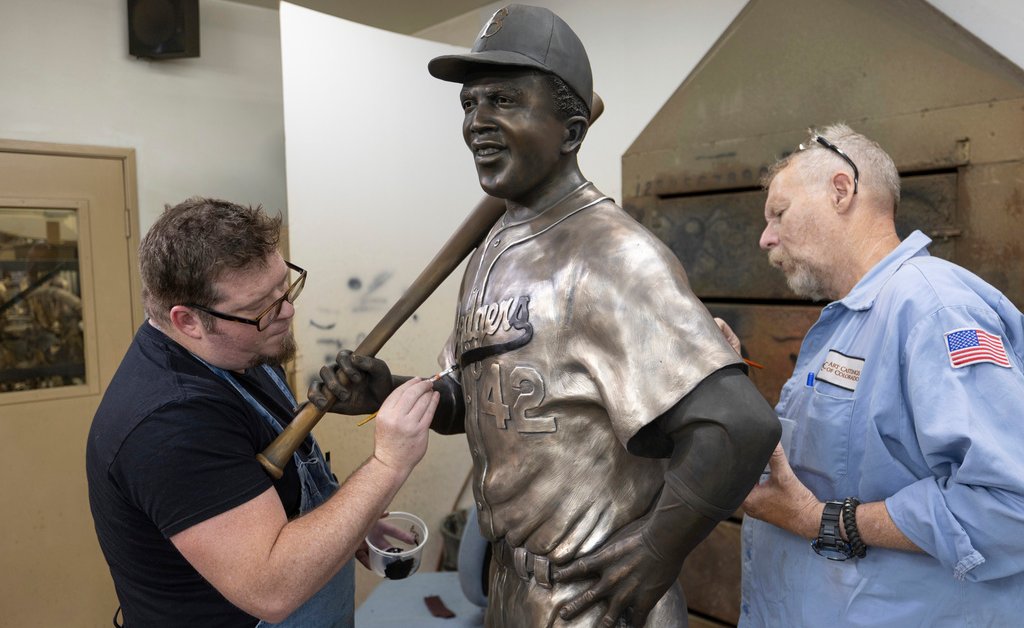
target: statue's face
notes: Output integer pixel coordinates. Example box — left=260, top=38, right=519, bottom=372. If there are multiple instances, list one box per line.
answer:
left=460, top=71, right=566, bottom=203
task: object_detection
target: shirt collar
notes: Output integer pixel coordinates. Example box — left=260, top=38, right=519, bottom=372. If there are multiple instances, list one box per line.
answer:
left=839, top=230, right=932, bottom=311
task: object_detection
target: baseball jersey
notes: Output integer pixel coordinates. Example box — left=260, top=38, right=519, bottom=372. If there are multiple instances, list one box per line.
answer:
left=441, top=182, right=740, bottom=625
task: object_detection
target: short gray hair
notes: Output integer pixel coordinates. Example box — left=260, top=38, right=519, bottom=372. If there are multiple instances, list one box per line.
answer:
left=764, top=123, right=901, bottom=212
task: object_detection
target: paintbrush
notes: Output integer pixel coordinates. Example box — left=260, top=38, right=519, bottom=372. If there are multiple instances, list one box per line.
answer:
left=356, top=365, right=460, bottom=426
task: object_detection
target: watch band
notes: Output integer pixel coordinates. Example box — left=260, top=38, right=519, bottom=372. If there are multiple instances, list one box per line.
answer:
left=811, top=500, right=853, bottom=561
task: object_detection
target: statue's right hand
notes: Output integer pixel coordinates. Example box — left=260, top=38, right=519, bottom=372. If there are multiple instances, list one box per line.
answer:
left=308, top=349, right=395, bottom=415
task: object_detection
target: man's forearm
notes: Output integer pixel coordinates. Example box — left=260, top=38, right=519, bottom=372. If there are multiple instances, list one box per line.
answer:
left=265, top=457, right=412, bottom=606
left=755, top=473, right=921, bottom=553
left=839, top=501, right=920, bottom=552
left=171, top=456, right=411, bottom=623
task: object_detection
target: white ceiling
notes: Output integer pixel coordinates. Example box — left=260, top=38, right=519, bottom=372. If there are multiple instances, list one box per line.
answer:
left=226, top=0, right=495, bottom=35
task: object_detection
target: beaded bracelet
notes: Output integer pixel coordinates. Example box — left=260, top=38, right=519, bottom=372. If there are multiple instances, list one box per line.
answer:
left=842, top=497, right=868, bottom=558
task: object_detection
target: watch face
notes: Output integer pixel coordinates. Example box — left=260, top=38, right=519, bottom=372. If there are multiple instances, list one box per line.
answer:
left=812, top=539, right=852, bottom=561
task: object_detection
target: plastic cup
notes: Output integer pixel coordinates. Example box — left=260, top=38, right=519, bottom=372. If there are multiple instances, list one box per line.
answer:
left=365, top=512, right=428, bottom=580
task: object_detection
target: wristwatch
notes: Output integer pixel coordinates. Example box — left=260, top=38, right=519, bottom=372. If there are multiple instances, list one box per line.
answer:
left=811, top=500, right=854, bottom=561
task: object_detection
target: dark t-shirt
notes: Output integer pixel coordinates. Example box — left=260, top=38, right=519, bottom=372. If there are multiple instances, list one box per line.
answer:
left=86, top=323, right=306, bottom=627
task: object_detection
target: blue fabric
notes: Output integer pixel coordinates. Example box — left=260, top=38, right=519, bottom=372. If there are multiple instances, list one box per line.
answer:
left=202, top=362, right=355, bottom=628
left=457, top=506, right=489, bottom=608
left=740, top=231, right=1024, bottom=627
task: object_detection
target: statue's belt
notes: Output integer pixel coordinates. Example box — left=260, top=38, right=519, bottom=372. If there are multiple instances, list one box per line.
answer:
left=492, top=538, right=554, bottom=588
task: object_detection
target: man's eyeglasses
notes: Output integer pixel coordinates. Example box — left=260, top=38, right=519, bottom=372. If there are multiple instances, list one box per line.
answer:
left=186, top=261, right=306, bottom=331
left=798, top=135, right=859, bottom=194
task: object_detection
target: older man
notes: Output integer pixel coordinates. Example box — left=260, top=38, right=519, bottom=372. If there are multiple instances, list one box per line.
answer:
left=739, top=124, right=1024, bottom=626
left=313, top=5, right=779, bottom=627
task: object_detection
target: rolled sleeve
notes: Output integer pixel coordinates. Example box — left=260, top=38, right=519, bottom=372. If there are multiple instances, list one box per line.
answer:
left=886, top=480, right=985, bottom=580
left=893, top=305, right=1024, bottom=581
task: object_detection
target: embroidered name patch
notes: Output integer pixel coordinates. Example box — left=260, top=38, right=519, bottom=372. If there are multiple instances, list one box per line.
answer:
left=945, top=328, right=1011, bottom=369
left=816, top=350, right=865, bottom=392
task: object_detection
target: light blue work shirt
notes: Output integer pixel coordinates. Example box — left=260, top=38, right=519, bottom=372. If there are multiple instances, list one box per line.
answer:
left=740, top=231, right=1024, bottom=627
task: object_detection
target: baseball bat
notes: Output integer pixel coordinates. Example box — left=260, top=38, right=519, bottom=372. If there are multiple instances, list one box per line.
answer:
left=257, top=92, right=605, bottom=479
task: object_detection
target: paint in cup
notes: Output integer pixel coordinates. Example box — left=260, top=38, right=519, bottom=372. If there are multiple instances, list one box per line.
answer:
left=365, top=511, right=428, bottom=580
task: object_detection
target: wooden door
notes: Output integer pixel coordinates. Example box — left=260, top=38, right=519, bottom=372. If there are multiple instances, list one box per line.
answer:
left=0, top=140, right=141, bottom=626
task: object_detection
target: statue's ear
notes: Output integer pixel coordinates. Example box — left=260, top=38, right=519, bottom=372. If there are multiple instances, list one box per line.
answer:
left=562, top=116, right=589, bottom=154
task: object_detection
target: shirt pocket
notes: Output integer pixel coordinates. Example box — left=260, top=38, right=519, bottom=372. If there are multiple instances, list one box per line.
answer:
left=792, top=381, right=856, bottom=480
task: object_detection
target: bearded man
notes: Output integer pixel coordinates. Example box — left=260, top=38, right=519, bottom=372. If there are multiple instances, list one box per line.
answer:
left=87, top=197, right=438, bottom=627
left=738, top=124, right=1024, bottom=626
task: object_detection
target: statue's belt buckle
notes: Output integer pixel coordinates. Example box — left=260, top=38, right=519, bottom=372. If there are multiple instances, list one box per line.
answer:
left=508, top=544, right=553, bottom=588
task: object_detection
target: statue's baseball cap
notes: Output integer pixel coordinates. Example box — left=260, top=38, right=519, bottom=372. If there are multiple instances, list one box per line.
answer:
left=427, top=4, right=593, bottom=111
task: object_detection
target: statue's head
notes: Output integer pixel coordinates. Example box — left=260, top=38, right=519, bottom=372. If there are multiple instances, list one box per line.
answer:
left=428, top=4, right=592, bottom=113
left=429, top=5, right=593, bottom=203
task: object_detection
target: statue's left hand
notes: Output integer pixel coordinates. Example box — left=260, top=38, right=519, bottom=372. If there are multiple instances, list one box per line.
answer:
left=553, top=519, right=680, bottom=627
left=713, top=316, right=742, bottom=355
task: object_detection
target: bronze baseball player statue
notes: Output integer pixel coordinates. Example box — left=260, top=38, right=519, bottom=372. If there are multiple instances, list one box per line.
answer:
left=311, top=5, right=780, bottom=626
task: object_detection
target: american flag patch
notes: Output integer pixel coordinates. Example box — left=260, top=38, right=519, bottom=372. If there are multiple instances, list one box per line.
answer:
left=945, top=328, right=1012, bottom=369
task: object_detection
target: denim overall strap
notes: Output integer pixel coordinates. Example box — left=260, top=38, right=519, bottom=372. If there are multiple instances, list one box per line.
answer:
left=195, top=359, right=354, bottom=628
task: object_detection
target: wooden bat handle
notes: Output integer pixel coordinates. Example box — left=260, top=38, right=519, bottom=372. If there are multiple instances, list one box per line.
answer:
left=258, top=92, right=605, bottom=479
left=257, top=194, right=506, bottom=478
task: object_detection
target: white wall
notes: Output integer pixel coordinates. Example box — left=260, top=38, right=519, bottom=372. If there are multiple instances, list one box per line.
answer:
left=280, top=1, right=485, bottom=604
left=927, top=0, right=1024, bottom=71
left=0, top=0, right=286, bottom=233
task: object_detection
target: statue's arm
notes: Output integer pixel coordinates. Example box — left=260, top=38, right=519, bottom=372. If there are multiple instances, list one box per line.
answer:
left=644, top=365, right=780, bottom=558
left=430, top=375, right=466, bottom=435
left=555, top=365, right=780, bottom=626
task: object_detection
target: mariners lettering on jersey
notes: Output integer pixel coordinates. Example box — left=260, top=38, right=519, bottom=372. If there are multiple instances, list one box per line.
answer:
left=458, top=295, right=528, bottom=344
